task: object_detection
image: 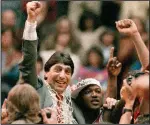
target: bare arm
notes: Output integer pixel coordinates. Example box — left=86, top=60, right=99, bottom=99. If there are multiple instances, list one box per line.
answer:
left=119, top=85, right=135, bottom=124
left=116, top=19, right=149, bottom=71
left=131, top=32, right=149, bottom=71
left=105, top=47, right=122, bottom=99
left=119, top=111, right=132, bottom=124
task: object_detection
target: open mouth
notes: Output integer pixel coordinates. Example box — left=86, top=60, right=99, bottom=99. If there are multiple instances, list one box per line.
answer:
left=56, top=81, right=66, bottom=85
left=91, top=99, right=100, bottom=105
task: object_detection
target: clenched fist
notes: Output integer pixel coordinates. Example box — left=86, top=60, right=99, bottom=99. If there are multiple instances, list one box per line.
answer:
left=26, top=1, right=42, bottom=23
left=116, top=19, right=138, bottom=36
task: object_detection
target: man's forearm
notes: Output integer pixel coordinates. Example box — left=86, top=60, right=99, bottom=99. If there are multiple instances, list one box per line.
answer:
left=119, top=101, right=134, bottom=124
left=105, top=76, right=117, bottom=99
left=131, top=32, right=149, bottom=71
left=119, top=112, right=132, bottom=124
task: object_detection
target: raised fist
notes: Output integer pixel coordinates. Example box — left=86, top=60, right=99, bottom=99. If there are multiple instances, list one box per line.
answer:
left=26, top=1, right=42, bottom=22
left=116, top=19, right=138, bottom=36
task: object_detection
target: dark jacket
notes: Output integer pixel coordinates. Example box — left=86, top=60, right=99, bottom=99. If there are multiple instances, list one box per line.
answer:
left=72, top=98, right=125, bottom=124
left=19, top=40, right=53, bottom=108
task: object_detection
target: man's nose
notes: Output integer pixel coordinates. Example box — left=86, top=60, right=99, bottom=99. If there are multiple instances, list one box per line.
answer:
left=59, top=70, right=66, bottom=79
left=91, top=91, right=97, bottom=97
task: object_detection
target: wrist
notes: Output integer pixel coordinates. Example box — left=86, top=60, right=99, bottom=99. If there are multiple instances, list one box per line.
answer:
left=27, top=16, right=36, bottom=23
left=124, top=103, right=134, bottom=109
left=131, top=31, right=140, bottom=38
left=122, top=107, right=133, bottom=115
left=108, top=74, right=117, bottom=79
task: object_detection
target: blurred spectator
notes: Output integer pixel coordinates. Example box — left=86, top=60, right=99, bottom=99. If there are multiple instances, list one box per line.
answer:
left=1, top=27, right=22, bottom=105
left=68, top=1, right=101, bottom=28
left=77, top=46, right=108, bottom=91
left=77, top=10, right=106, bottom=64
left=40, top=16, right=82, bottom=55
left=2, top=0, right=22, bottom=30
left=2, top=10, right=16, bottom=29
left=78, top=10, right=99, bottom=32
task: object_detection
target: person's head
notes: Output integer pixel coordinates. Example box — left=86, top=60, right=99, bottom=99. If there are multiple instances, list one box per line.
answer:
left=52, top=32, right=81, bottom=54
left=2, top=9, right=16, bottom=28
left=99, top=29, right=115, bottom=47
left=7, top=83, right=41, bottom=123
left=85, top=46, right=104, bottom=69
left=1, top=27, right=16, bottom=50
left=72, top=78, right=103, bottom=110
left=56, top=33, right=71, bottom=48
left=44, top=51, right=74, bottom=94
left=56, top=16, right=72, bottom=34
left=78, top=11, right=99, bottom=32
left=121, top=70, right=149, bottom=99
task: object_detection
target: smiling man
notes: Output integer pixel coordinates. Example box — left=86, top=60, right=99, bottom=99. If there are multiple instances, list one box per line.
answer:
left=19, top=1, right=77, bottom=124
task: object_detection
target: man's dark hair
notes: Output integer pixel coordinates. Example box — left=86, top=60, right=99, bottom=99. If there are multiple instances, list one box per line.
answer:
left=125, top=70, right=147, bottom=85
left=44, top=51, right=74, bottom=74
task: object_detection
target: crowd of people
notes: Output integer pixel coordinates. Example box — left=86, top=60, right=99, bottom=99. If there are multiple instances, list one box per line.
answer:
left=1, top=1, right=149, bottom=124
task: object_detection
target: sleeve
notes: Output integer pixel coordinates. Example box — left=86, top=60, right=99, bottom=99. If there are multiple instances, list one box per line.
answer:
left=19, top=20, right=38, bottom=89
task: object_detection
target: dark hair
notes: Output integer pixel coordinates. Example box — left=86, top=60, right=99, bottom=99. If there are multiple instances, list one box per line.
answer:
left=78, top=10, right=99, bottom=32
left=125, top=70, right=148, bottom=85
left=125, top=70, right=147, bottom=79
left=85, top=46, right=104, bottom=69
left=44, top=51, right=74, bottom=74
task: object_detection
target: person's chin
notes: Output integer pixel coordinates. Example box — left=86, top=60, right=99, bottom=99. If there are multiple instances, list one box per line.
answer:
left=90, top=105, right=101, bottom=110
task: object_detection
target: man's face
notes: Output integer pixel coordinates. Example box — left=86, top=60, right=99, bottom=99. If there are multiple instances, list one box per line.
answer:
left=81, top=85, right=103, bottom=110
left=46, top=63, right=72, bottom=94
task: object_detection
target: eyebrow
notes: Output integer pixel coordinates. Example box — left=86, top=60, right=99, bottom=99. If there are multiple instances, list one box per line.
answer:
left=54, top=65, right=71, bottom=70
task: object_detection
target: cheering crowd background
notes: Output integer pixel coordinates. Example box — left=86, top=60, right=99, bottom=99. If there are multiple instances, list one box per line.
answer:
left=1, top=0, right=149, bottom=105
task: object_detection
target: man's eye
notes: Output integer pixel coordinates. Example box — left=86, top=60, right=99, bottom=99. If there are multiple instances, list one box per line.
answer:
left=55, top=67, right=61, bottom=72
left=84, top=90, right=91, bottom=95
left=95, top=90, right=101, bottom=94
left=65, top=69, right=71, bottom=74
